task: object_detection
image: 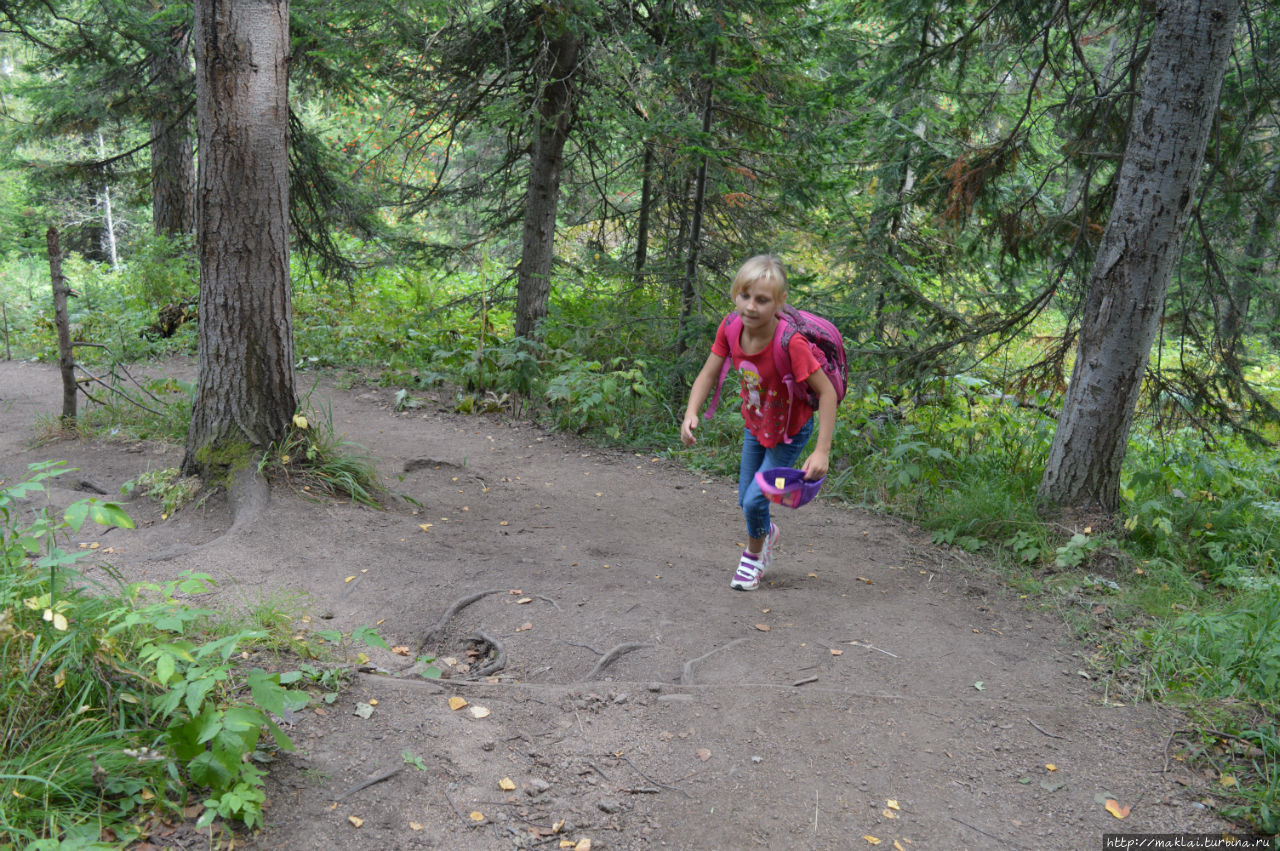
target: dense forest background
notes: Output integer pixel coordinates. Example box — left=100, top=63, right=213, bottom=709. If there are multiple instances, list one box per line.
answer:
left=2, top=0, right=1280, bottom=836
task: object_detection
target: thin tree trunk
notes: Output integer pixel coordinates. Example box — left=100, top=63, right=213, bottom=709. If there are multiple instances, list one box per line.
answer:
left=634, top=139, right=653, bottom=282
left=47, top=226, right=76, bottom=424
left=514, top=27, right=581, bottom=340
left=1038, top=0, right=1242, bottom=512
left=677, top=38, right=716, bottom=357
left=183, top=0, right=295, bottom=475
left=1214, top=161, right=1280, bottom=370
left=96, top=133, right=119, bottom=271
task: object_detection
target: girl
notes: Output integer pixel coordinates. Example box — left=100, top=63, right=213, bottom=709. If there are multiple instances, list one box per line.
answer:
left=681, top=255, right=837, bottom=590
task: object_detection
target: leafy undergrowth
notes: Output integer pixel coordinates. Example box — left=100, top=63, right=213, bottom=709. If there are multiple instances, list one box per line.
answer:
left=0, top=461, right=382, bottom=849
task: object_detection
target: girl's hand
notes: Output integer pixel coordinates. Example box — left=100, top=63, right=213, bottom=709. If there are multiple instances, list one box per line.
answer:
left=801, top=449, right=828, bottom=480
left=680, top=413, right=699, bottom=446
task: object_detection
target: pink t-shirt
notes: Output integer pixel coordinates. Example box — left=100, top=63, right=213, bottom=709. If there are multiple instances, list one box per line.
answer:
left=713, top=318, right=820, bottom=448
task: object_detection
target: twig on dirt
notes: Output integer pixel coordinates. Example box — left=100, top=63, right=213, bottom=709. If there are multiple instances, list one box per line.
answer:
left=420, top=589, right=504, bottom=649
left=1026, top=717, right=1068, bottom=740
left=843, top=640, right=899, bottom=658
left=333, top=765, right=403, bottom=802
left=584, top=761, right=612, bottom=783
left=625, top=787, right=660, bottom=794
left=951, top=816, right=1012, bottom=846
left=586, top=642, right=651, bottom=680
left=616, top=754, right=691, bottom=799
left=680, top=637, right=748, bottom=685
left=562, top=640, right=603, bottom=655
left=469, top=628, right=506, bottom=677
left=531, top=594, right=561, bottom=611
left=793, top=676, right=819, bottom=687
left=440, top=785, right=473, bottom=828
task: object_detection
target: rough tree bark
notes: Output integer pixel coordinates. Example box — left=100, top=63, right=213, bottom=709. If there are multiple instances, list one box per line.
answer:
left=182, top=0, right=295, bottom=476
left=149, top=17, right=195, bottom=237
left=1037, top=0, right=1243, bottom=512
left=514, top=22, right=581, bottom=341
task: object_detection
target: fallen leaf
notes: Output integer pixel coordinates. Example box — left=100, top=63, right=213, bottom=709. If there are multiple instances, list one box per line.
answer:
left=553, top=819, right=565, bottom=832
left=808, top=572, right=818, bottom=578
left=391, top=645, right=411, bottom=656
left=368, top=698, right=378, bottom=706
left=499, top=777, right=516, bottom=791
left=500, top=521, right=510, bottom=526
left=353, top=702, right=374, bottom=719
left=469, top=811, right=485, bottom=822
left=1104, top=799, right=1130, bottom=819
left=1220, top=775, right=1238, bottom=787
left=696, top=748, right=712, bottom=761
left=409, top=821, right=423, bottom=831
left=881, top=808, right=898, bottom=819
left=863, top=837, right=882, bottom=846
left=517, top=597, right=533, bottom=605
left=418, top=523, right=432, bottom=532
left=344, top=575, right=355, bottom=583
left=509, top=589, right=523, bottom=595
left=574, top=839, right=592, bottom=851
left=886, top=800, right=900, bottom=810
left=894, top=841, right=906, bottom=851
left=754, top=624, right=771, bottom=632
left=448, top=696, right=468, bottom=711
left=857, top=576, right=873, bottom=585
left=347, top=815, right=363, bottom=828
left=830, top=648, right=844, bottom=656
left=1046, top=763, right=1057, bottom=771
left=973, top=681, right=985, bottom=691
left=516, top=622, right=533, bottom=632
left=469, top=705, right=491, bottom=719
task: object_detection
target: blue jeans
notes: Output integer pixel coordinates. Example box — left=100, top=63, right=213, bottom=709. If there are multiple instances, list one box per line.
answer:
left=737, top=418, right=814, bottom=541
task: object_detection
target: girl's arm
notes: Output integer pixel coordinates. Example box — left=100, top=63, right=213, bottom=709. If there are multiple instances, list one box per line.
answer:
left=800, top=368, right=837, bottom=480
left=681, top=352, right=727, bottom=446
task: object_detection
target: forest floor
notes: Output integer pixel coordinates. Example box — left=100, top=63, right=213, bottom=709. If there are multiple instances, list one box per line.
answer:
left=0, top=358, right=1241, bottom=850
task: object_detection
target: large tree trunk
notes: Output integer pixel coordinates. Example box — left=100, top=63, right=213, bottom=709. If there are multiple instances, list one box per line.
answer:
left=514, top=25, right=580, bottom=340
left=1037, top=0, right=1242, bottom=512
left=183, top=0, right=295, bottom=476
left=150, top=19, right=195, bottom=237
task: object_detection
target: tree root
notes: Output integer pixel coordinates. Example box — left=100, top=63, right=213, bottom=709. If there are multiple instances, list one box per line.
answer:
left=586, top=642, right=651, bottom=680
left=142, top=466, right=268, bottom=563
left=468, top=628, right=506, bottom=677
left=419, top=589, right=504, bottom=650
left=333, top=765, right=403, bottom=803
left=680, top=637, right=748, bottom=686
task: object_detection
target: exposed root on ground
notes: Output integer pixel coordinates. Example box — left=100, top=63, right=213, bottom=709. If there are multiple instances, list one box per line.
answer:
left=419, top=589, right=504, bottom=650
left=586, top=642, right=652, bottom=680
left=680, top=637, right=748, bottom=685
left=468, top=629, right=506, bottom=677
left=141, top=466, right=268, bottom=563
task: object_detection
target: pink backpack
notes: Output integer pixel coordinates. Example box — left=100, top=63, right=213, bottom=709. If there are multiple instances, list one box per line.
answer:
left=704, top=306, right=848, bottom=443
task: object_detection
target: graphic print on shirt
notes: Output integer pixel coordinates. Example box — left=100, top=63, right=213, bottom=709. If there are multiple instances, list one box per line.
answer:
left=738, top=360, right=763, bottom=415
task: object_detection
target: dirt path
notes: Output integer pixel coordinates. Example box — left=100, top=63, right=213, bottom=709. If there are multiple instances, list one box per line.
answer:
left=0, top=360, right=1230, bottom=849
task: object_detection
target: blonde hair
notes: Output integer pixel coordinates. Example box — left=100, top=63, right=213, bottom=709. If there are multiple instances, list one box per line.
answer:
left=730, top=254, right=788, bottom=304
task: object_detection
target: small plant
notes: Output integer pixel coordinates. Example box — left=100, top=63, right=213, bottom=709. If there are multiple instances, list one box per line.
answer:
left=545, top=356, right=656, bottom=441
left=262, top=402, right=383, bottom=508
left=122, top=467, right=204, bottom=515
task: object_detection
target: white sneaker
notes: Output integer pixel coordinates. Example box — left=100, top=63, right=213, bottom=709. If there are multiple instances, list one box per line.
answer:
left=731, top=550, right=765, bottom=591
left=760, top=522, right=780, bottom=570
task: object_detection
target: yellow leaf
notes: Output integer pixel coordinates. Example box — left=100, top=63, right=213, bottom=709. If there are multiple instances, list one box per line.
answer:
left=53, top=670, right=65, bottom=689
left=552, top=819, right=565, bottom=832
left=52, top=612, right=68, bottom=631
left=1104, top=799, right=1130, bottom=819
left=864, top=837, right=882, bottom=846
left=574, top=840, right=592, bottom=851
left=517, top=597, right=533, bottom=604
left=830, top=648, right=844, bottom=656
left=500, top=520, right=510, bottom=526
left=469, top=705, right=491, bottom=719
left=894, top=842, right=906, bottom=851
left=140, top=788, right=154, bottom=801
left=448, top=696, right=468, bottom=711
left=886, top=799, right=900, bottom=810
left=1220, top=775, right=1238, bottom=787
left=293, top=414, right=309, bottom=429
left=391, top=645, right=411, bottom=656
left=409, top=821, right=423, bottom=831
left=347, top=815, right=363, bottom=828
left=418, top=523, right=433, bottom=532
left=1045, top=764, right=1057, bottom=771
left=469, top=811, right=485, bottom=822
left=881, top=808, right=898, bottom=819
left=344, top=575, right=356, bottom=583
left=499, top=777, right=516, bottom=791
left=754, top=624, right=771, bottom=632
left=368, top=699, right=378, bottom=706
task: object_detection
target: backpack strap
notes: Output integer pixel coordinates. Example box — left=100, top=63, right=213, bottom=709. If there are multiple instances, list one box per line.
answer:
left=703, top=313, right=741, bottom=420
left=772, top=314, right=801, bottom=444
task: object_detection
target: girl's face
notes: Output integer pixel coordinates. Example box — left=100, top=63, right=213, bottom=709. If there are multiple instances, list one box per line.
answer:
left=735, top=278, right=781, bottom=330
